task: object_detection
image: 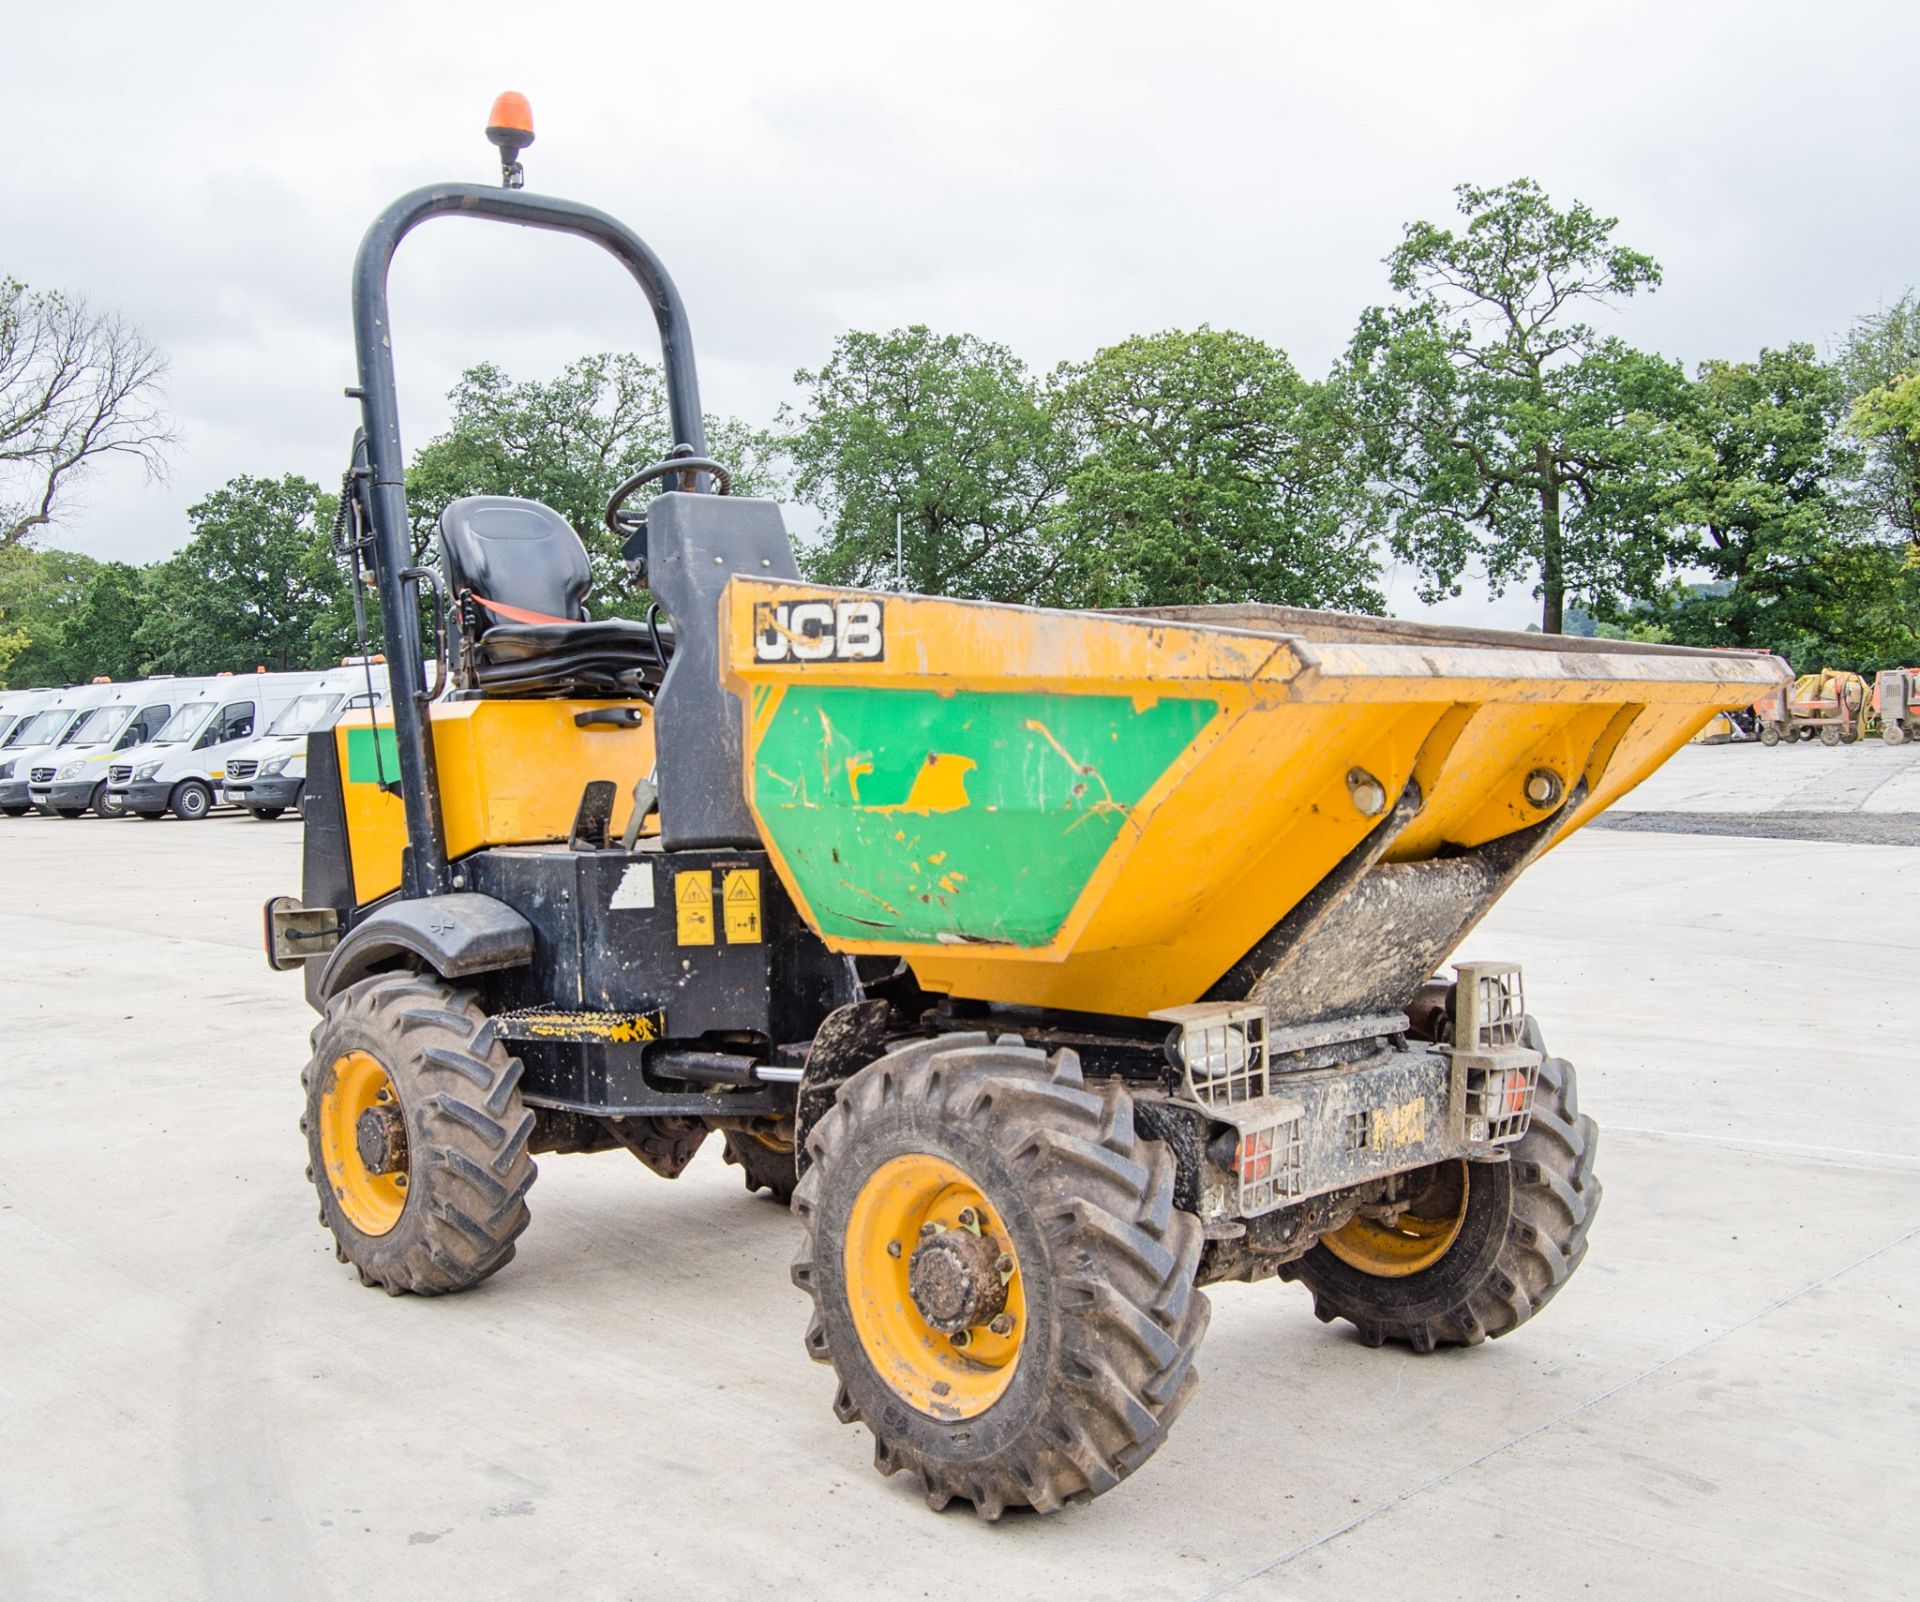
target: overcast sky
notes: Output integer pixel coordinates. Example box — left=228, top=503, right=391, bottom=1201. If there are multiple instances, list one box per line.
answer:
left=11, top=0, right=1918, bottom=626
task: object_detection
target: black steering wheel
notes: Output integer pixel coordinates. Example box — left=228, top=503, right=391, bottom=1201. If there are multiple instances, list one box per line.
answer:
left=605, top=448, right=733, bottom=540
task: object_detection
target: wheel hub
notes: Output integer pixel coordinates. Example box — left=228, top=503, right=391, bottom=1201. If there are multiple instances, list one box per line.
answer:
left=908, top=1225, right=1008, bottom=1334
left=842, top=1153, right=1028, bottom=1419
left=354, top=1102, right=408, bottom=1176
left=319, top=1050, right=410, bottom=1237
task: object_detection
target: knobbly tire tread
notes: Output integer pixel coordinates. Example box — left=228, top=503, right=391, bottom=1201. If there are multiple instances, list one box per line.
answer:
left=1287, top=1028, right=1600, bottom=1351
left=300, top=972, right=536, bottom=1296
left=721, top=1131, right=798, bottom=1205
left=791, top=1036, right=1209, bottom=1520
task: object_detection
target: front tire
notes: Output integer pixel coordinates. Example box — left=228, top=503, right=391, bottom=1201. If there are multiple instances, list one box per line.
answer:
left=301, top=972, right=536, bottom=1295
left=93, top=783, right=126, bottom=818
left=793, top=1037, right=1208, bottom=1519
left=171, top=779, right=213, bottom=820
left=1288, top=1040, right=1599, bottom=1351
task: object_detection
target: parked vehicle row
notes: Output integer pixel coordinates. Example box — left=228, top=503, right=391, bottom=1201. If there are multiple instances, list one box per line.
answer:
left=1748, top=665, right=1920, bottom=747
left=0, top=664, right=391, bottom=822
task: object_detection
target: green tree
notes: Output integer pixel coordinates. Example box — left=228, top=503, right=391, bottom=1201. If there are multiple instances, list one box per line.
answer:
left=134, top=474, right=346, bottom=673
left=1346, top=179, right=1689, bottom=633
left=407, top=353, right=777, bottom=619
left=1836, top=293, right=1920, bottom=547
left=1767, top=541, right=1920, bottom=673
left=1051, top=328, right=1383, bottom=611
left=0, top=616, right=25, bottom=683
left=0, top=544, right=102, bottom=684
left=1660, top=344, right=1864, bottom=656
left=56, top=560, right=151, bottom=682
left=782, top=326, right=1076, bottom=599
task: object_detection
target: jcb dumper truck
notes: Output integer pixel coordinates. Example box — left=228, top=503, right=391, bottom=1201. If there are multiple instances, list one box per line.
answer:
left=263, top=99, right=1790, bottom=1520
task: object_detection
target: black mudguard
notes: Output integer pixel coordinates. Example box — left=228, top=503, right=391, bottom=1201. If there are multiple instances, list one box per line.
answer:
left=311, top=892, right=534, bottom=1007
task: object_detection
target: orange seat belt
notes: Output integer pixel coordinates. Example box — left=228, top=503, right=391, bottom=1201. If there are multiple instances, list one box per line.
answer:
left=471, top=592, right=581, bottom=626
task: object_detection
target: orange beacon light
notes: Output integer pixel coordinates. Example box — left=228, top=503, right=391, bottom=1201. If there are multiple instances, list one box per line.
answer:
left=486, top=92, right=535, bottom=188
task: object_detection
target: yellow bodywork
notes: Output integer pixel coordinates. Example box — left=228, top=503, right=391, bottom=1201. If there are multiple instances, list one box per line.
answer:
left=723, top=580, right=1788, bottom=1018
left=336, top=697, right=654, bottom=905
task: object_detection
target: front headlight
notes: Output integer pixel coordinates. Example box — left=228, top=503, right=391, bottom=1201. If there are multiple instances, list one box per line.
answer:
left=133, top=761, right=162, bottom=782
left=262, top=756, right=289, bottom=777
left=0, top=760, right=13, bottom=780
left=57, top=760, right=86, bottom=780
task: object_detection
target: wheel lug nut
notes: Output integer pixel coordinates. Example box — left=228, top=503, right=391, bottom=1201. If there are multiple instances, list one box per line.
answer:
left=957, top=1207, right=979, bottom=1229
left=950, top=1330, right=971, bottom=1348
left=394, top=1174, right=408, bottom=1190
left=995, top=1253, right=1014, bottom=1275
left=886, top=1240, right=901, bottom=1259
left=988, top=1314, right=1014, bottom=1336
left=919, top=1221, right=939, bottom=1237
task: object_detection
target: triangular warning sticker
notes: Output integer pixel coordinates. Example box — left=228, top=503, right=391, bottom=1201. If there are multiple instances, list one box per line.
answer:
left=726, top=876, right=757, bottom=901
left=678, top=876, right=707, bottom=904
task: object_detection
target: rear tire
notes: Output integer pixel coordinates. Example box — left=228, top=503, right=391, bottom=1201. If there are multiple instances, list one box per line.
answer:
left=301, top=972, right=536, bottom=1295
left=793, top=1037, right=1208, bottom=1519
left=0, top=804, right=29, bottom=817
left=1758, top=726, right=1781, bottom=746
left=1820, top=727, right=1841, bottom=747
left=1288, top=1038, right=1599, bottom=1351
left=171, top=779, right=213, bottom=820
left=723, top=1128, right=798, bottom=1204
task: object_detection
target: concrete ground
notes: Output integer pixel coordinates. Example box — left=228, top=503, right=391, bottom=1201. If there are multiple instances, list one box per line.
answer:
left=2, top=748, right=1916, bottom=1601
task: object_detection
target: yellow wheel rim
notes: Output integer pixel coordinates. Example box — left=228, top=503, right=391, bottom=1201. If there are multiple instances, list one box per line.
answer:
left=318, top=1050, right=408, bottom=1237
left=843, top=1154, right=1026, bottom=1421
left=1323, top=1163, right=1469, bottom=1279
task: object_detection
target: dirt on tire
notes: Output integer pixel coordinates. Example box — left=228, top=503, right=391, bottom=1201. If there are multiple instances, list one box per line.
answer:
left=1287, top=1032, right=1600, bottom=1351
left=722, top=1130, right=798, bottom=1205
left=301, top=972, right=536, bottom=1295
left=793, top=1035, right=1209, bottom=1519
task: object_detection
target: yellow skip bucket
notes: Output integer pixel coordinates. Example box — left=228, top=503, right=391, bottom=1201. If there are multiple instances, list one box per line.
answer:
left=725, top=582, right=1787, bottom=1021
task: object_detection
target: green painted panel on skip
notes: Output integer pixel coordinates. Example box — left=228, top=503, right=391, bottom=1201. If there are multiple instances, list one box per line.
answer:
left=345, top=727, right=401, bottom=784
left=753, top=687, right=1218, bottom=946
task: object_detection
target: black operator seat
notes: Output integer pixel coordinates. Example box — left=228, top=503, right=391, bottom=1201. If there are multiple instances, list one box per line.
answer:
left=437, top=496, right=668, bottom=698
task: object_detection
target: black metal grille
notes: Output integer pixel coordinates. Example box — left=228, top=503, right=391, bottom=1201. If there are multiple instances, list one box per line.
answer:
left=226, top=759, right=258, bottom=780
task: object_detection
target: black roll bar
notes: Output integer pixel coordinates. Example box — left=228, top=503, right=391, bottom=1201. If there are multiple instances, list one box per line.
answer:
left=349, top=182, right=706, bottom=896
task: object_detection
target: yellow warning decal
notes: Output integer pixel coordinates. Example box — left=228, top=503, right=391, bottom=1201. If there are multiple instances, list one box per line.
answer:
left=675, top=870, right=715, bottom=945
left=723, top=868, right=763, bottom=944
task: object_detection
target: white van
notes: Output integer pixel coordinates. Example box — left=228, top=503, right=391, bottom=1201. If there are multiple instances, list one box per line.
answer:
left=31, top=678, right=193, bottom=818
left=222, top=664, right=393, bottom=819
left=108, top=671, right=333, bottom=821
left=0, top=683, right=126, bottom=817
left=0, top=688, right=59, bottom=752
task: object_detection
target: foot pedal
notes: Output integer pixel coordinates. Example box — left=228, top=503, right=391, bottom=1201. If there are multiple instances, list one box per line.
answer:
left=569, top=779, right=617, bottom=852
